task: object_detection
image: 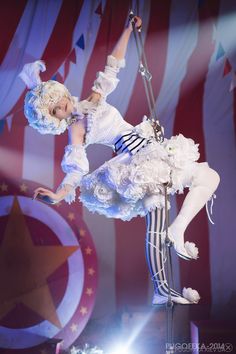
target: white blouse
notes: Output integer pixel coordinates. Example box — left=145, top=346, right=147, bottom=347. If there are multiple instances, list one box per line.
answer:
left=58, top=55, right=134, bottom=203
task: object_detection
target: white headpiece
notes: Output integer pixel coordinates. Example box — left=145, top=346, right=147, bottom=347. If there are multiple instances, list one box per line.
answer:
left=19, top=60, right=80, bottom=135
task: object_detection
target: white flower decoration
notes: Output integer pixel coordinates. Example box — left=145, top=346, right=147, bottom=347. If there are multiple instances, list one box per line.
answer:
left=129, top=165, right=152, bottom=184
left=185, top=241, right=199, bottom=259
left=143, top=194, right=166, bottom=211
left=93, top=184, right=114, bottom=204
left=133, top=119, right=154, bottom=139
left=123, top=184, right=145, bottom=201
left=182, top=287, right=200, bottom=303
left=164, top=134, right=200, bottom=168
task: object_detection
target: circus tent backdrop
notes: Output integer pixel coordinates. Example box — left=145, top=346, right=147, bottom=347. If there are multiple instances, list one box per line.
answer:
left=0, top=0, right=236, bottom=351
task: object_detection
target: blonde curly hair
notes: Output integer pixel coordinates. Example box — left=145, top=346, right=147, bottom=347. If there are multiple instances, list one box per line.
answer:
left=24, top=80, right=74, bottom=135
left=19, top=60, right=76, bottom=135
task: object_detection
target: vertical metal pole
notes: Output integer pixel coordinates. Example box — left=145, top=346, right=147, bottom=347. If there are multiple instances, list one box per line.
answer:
left=129, top=10, right=175, bottom=353
left=164, top=185, right=174, bottom=354
left=129, top=11, right=164, bottom=141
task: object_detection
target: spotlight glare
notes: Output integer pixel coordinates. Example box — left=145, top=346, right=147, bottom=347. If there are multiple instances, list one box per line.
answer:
left=109, top=345, right=133, bottom=354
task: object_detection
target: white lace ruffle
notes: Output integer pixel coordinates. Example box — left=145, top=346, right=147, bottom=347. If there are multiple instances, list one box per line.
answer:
left=164, top=134, right=200, bottom=169
left=56, top=184, right=76, bottom=204
left=106, top=55, right=125, bottom=69
left=80, top=134, right=200, bottom=220
left=61, top=144, right=89, bottom=174
left=76, top=99, right=119, bottom=147
left=91, top=73, right=119, bottom=100
left=133, top=118, right=155, bottom=139
left=91, top=55, right=125, bottom=99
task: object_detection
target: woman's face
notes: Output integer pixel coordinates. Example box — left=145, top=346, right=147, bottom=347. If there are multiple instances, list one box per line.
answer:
left=49, top=97, right=73, bottom=120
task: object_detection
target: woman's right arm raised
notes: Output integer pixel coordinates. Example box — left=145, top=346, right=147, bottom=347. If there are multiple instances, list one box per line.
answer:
left=84, top=16, right=142, bottom=104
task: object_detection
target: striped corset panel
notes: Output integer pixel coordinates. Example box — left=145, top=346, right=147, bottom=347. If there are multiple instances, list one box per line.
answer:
left=114, top=131, right=152, bottom=155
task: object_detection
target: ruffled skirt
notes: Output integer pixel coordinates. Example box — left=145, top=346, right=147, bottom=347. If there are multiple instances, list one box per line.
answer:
left=79, top=134, right=200, bottom=221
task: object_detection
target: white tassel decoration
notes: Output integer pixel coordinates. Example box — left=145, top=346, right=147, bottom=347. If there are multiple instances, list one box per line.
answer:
left=18, top=60, right=46, bottom=89
left=184, top=241, right=199, bottom=259
left=182, top=287, right=200, bottom=303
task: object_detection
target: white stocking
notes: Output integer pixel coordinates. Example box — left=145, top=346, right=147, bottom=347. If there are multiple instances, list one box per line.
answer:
left=169, top=163, right=220, bottom=249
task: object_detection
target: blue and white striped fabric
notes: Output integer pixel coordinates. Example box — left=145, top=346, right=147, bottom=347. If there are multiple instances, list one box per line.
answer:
left=114, top=131, right=152, bottom=155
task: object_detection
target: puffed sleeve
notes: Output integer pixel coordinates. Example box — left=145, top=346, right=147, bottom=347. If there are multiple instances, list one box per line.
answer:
left=91, top=55, right=125, bottom=99
left=57, top=144, right=89, bottom=204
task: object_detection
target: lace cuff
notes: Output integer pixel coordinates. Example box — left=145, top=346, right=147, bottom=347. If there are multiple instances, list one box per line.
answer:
left=56, top=183, right=76, bottom=204
left=64, top=189, right=76, bottom=204
left=91, top=55, right=126, bottom=99
left=106, top=55, right=125, bottom=70
left=57, top=144, right=89, bottom=204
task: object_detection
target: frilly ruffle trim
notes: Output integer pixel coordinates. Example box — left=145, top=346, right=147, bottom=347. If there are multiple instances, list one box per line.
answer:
left=64, top=189, right=76, bottom=204
left=133, top=117, right=155, bottom=139
left=64, top=144, right=86, bottom=154
left=91, top=55, right=124, bottom=99
left=56, top=184, right=76, bottom=205
left=133, top=116, right=164, bottom=140
left=75, top=99, right=108, bottom=146
left=19, top=60, right=46, bottom=89
left=80, top=134, right=200, bottom=220
left=106, top=55, right=125, bottom=69
left=164, top=134, right=200, bottom=169
left=61, top=144, right=89, bottom=176
left=91, top=72, right=119, bottom=99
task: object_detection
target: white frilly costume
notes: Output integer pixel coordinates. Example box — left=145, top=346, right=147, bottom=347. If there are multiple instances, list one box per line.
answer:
left=58, top=55, right=200, bottom=221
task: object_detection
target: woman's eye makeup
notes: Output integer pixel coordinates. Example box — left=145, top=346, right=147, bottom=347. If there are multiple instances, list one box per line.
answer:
left=52, top=106, right=60, bottom=115
left=51, top=103, right=64, bottom=116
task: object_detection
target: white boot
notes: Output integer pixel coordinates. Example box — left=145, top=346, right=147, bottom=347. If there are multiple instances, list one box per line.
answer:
left=169, top=163, right=220, bottom=260
left=152, top=286, right=200, bottom=305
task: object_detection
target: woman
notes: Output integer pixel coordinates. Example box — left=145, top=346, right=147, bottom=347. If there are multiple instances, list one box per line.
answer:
left=20, top=16, right=220, bottom=305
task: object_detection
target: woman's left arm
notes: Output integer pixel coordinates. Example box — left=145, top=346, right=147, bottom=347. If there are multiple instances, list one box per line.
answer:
left=33, top=122, right=89, bottom=205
